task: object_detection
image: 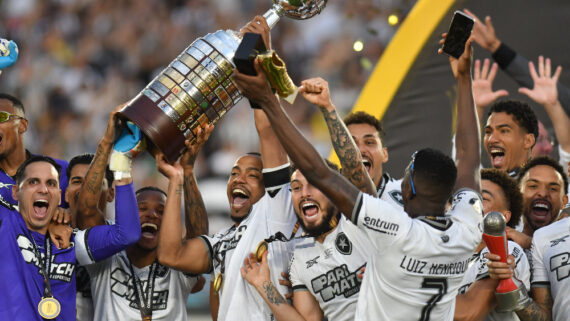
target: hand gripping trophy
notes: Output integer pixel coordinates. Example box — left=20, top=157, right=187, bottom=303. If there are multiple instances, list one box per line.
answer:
left=113, top=0, right=327, bottom=169
left=482, top=212, right=530, bottom=312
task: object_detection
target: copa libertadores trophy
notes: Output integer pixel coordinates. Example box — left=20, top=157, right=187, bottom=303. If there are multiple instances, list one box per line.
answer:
left=118, top=0, right=327, bottom=162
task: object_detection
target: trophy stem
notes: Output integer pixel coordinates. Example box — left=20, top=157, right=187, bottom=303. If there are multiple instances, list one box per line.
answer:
left=263, top=7, right=282, bottom=29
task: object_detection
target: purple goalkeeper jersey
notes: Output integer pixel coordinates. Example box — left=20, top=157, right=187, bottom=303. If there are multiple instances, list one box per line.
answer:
left=0, top=183, right=140, bottom=320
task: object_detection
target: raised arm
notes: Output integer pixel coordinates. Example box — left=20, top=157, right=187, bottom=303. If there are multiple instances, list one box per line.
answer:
left=232, top=61, right=360, bottom=219
left=440, top=36, right=481, bottom=193
left=518, top=57, right=570, bottom=153
left=156, top=128, right=213, bottom=274
left=300, top=78, right=375, bottom=195
left=180, top=126, right=213, bottom=238
left=464, top=9, right=570, bottom=117
left=76, top=104, right=124, bottom=229
left=76, top=178, right=141, bottom=264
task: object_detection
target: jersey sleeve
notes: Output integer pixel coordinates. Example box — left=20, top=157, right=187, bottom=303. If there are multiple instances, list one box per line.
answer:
left=448, top=189, right=484, bottom=234
left=530, top=233, right=550, bottom=288
left=261, top=163, right=296, bottom=227
left=198, top=230, right=226, bottom=274
left=289, top=251, right=307, bottom=292
left=75, top=183, right=141, bottom=265
left=350, top=192, right=412, bottom=251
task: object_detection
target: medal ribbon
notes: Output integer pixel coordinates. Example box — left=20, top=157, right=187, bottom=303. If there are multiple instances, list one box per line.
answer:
left=128, top=260, right=159, bottom=320
left=29, top=232, right=54, bottom=298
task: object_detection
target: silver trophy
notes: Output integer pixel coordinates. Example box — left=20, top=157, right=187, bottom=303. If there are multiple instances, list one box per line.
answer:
left=119, top=0, right=327, bottom=162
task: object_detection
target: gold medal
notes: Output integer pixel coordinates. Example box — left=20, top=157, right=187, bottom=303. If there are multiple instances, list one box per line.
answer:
left=255, top=240, right=268, bottom=261
left=142, top=316, right=152, bottom=321
left=213, top=272, right=223, bottom=293
left=38, top=297, right=61, bottom=319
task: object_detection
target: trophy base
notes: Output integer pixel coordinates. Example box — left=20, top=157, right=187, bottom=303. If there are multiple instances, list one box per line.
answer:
left=118, top=94, right=186, bottom=163
left=496, top=287, right=531, bottom=312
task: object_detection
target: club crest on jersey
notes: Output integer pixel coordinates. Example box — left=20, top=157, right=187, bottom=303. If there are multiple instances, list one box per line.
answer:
left=17, top=235, right=75, bottom=283
left=550, top=252, right=570, bottom=281
left=335, top=232, right=352, bottom=255
left=310, top=263, right=365, bottom=302
left=550, top=235, right=569, bottom=247
left=388, top=190, right=404, bottom=205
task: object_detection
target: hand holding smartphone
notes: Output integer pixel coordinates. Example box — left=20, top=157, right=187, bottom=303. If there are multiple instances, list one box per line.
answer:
left=441, top=11, right=475, bottom=59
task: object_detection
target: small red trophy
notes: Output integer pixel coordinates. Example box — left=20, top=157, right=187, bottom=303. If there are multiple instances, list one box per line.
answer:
left=482, top=212, right=530, bottom=311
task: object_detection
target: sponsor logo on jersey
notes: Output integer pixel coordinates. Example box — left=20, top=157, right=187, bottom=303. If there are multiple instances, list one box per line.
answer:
left=0, top=182, right=13, bottom=189
left=111, top=264, right=170, bottom=311
left=17, top=234, right=75, bottom=283
left=306, top=256, right=320, bottom=269
left=212, top=225, right=247, bottom=266
left=550, top=252, right=570, bottom=281
left=550, top=235, right=569, bottom=247
left=310, top=263, right=365, bottom=302
left=388, top=190, right=404, bottom=205
left=362, top=216, right=399, bottom=236
left=335, top=232, right=352, bottom=255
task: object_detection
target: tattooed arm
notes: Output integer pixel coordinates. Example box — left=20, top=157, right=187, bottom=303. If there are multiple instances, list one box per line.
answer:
left=241, top=252, right=320, bottom=321
left=76, top=104, right=125, bottom=229
left=232, top=61, right=360, bottom=219
left=515, top=288, right=552, bottom=321
left=180, top=126, right=212, bottom=238
left=300, top=78, right=375, bottom=195
left=157, top=127, right=214, bottom=274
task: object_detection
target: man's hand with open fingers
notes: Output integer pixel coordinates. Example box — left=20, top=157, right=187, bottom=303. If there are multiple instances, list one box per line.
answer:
left=52, top=207, right=71, bottom=225
left=155, top=152, right=183, bottom=180
left=519, top=56, right=562, bottom=108
left=300, top=78, right=335, bottom=111
left=180, top=124, right=214, bottom=171
left=473, top=58, right=508, bottom=109
left=241, top=251, right=272, bottom=289
left=463, top=9, right=501, bottom=53
left=239, top=16, right=271, bottom=50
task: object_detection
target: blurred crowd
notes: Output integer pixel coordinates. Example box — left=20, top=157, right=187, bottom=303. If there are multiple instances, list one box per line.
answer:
left=0, top=0, right=410, bottom=193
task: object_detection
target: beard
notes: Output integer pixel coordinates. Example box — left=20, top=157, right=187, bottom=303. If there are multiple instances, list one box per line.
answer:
left=298, top=206, right=340, bottom=237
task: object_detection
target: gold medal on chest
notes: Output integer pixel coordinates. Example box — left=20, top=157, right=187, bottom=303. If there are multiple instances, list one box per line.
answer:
left=255, top=240, right=268, bottom=261
left=38, top=297, right=61, bottom=319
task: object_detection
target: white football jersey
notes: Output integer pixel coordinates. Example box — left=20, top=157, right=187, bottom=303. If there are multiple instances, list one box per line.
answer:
left=377, top=173, right=404, bottom=209
left=201, top=164, right=297, bottom=321
left=85, top=251, right=198, bottom=321
left=458, top=241, right=530, bottom=321
left=351, top=189, right=483, bottom=321
left=289, top=216, right=369, bottom=321
left=530, top=217, right=570, bottom=321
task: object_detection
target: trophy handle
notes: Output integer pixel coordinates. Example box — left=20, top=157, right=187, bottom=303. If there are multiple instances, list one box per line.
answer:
left=263, top=6, right=283, bottom=29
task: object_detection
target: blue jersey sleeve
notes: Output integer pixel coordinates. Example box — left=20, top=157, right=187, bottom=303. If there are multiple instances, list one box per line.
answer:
left=75, top=183, right=141, bottom=264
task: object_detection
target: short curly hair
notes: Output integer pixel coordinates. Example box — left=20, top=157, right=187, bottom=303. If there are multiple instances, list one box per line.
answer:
left=517, top=156, right=568, bottom=195
left=488, top=100, right=538, bottom=143
left=343, top=111, right=385, bottom=144
left=289, top=159, right=339, bottom=178
left=481, top=168, right=523, bottom=228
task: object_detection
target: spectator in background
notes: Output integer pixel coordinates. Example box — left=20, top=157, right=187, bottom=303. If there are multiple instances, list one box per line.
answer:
left=0, top=93, right=69, bottom=210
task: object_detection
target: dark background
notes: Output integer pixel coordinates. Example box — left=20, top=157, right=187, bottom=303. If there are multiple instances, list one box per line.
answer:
left=381, top=0, right=570, bottom=177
